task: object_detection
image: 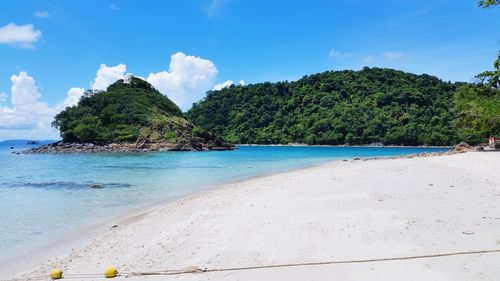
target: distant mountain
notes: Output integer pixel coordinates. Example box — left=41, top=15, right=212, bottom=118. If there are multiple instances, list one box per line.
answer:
left=187, top=67, right=459, bottom=146
left=43, top=77, right=234, bottom=152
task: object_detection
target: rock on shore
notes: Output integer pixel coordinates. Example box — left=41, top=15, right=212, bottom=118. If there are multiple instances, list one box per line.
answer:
left=27, top=140, right=235, bottom=154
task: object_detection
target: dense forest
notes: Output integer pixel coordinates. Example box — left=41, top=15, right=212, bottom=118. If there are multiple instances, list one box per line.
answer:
left=187, top=68, right=460, bottom=145
left=52, top=77, right=230, bottom=149
left=187, top=67, right=499, bottom=146
left=53, top=61, right=499, bottom=147
left=453, top=51, right=500, bottom=143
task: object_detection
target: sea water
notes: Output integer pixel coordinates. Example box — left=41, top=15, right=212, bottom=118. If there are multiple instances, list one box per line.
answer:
left=0, top=142, right=449, bottom=265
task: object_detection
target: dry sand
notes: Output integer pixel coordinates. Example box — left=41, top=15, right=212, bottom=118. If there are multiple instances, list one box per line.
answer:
left=7, top=152, right=500, bottom=280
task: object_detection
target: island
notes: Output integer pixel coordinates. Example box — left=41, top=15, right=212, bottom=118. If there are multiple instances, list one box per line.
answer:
left=30, top=77, right=235, bottom=153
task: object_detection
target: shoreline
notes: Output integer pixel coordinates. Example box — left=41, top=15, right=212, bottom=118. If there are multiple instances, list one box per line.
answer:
left=25, top=141, right=235, bottom=154
left=0, top=150, right=459, bottom=278
left=5, top=151, right=500, bottom=280
left=237, top=143, right=454, bottom=148
left=0, top=154, right=347, bottom=279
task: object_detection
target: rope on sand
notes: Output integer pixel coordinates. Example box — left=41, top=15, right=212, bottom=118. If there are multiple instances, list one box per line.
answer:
left=5, top=248, right=500, bottom=280
left=126, top=249, right=500, bottom=277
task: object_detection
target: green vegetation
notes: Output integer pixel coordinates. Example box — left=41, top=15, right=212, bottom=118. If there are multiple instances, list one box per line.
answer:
left=478, top=0, right=500, bottom=7
left=188, top=66, right=500, bottom=146
left=188, top=68, right=459, bottom=146
left=53, top=77, right=216, bottom=145
left=53, top=67, right=498, bottom=147
left=453, top=51, right=500, bottom=143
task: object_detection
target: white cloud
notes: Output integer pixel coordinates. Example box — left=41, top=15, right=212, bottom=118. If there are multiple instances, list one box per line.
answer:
left=0, top=72, right=57, bottom=138
left=0, top=52, right=235, bottom=139
left=0, top=23, right=42, bottom=48
left=0, top=73, right=87, bottom=140
left=10, top=71, right=42, bottom=106
left=110, top=4, right=120, bottom=11
left=91, top=64, right=127, bottom=90
left=34, top=11, right=50, bottom=18
left=384, top=51, right=406, bottom=60
left=147, top=52, right=218, bottom=111
left=60, top=88, right=85, bottom=109
left=213, top=80, right=233, bottom=90
left=329, top=49, right=351, bottom=60
left=212, top=80, right=245, bottom=90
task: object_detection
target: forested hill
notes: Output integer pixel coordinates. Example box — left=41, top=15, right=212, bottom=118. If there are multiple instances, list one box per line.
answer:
left=187, top=68, right=459, bottom=146
left=50, top=77, right=234, bottom=151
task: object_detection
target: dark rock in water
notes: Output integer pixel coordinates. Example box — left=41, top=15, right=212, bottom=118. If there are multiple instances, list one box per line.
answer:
left=89, top=184, right=104, bottom=189
left=10, top=147, right=14, bottom=149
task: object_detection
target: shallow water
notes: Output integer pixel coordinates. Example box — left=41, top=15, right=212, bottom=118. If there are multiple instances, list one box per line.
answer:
left=0, top=142, right=449, bottom=264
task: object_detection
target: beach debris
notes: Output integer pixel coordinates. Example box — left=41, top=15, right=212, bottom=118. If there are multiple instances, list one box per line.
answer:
left=463, top=231, right=475, bottom=235
left=104, top=266, right=118, bottom=278
left=50, top=268, right=63, bottom=279
left=89, top=184, right=104, bottom=189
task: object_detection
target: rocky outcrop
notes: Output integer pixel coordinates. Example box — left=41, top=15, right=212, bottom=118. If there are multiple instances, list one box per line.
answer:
left=453, top=141, right=474, bottom=153
left=27, top=139, right=235, bottom=154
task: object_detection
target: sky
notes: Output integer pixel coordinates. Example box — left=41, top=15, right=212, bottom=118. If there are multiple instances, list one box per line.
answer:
left=0, top=0, right=499, bottom=140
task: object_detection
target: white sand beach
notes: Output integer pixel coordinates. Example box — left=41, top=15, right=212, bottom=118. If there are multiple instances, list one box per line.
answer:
left=9, top=152, right=500, bottom=280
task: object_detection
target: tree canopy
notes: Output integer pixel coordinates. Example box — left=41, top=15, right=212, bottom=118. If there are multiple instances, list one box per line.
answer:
left=187, top=68, right=460, bottom=146
left=454, top=51, right=500, bottom=142
left=478, top=0, right=500, bottom=7
left=52, top=77, right=221, bottom=146
left=475, top=51, right=500, bottom=89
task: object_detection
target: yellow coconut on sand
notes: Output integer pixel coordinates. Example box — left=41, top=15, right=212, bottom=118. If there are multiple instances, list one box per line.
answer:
left=50, top=268, right=63, bottom=279
left=104, top=266, right=118, bottom=278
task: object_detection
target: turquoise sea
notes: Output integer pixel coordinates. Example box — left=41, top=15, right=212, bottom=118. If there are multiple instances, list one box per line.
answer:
left=0, top=142, right=449, bottom=266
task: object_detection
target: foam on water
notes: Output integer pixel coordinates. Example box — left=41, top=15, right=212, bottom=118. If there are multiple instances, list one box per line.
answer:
left=0, top=143, right=449, bottom=265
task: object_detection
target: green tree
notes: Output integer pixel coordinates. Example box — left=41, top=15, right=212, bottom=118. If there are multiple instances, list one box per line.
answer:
left=453, top=51, right=500, bottom=143
left=52, top=77, right=229, bottom=148
left=453, top=84, right=500, bottom=143
left=478, top=0, right=500, bottom=7
left=187, top=68, right=458, bottom=146
left=475, top=51, right=500, bottom=89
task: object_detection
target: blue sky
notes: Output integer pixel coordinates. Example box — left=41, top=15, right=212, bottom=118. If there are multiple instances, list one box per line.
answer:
left=0, top=0, right=499, bottom=140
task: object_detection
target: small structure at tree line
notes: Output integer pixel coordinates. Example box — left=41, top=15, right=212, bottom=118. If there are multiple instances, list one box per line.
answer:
left=489, top=136, right=500, bottom=149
